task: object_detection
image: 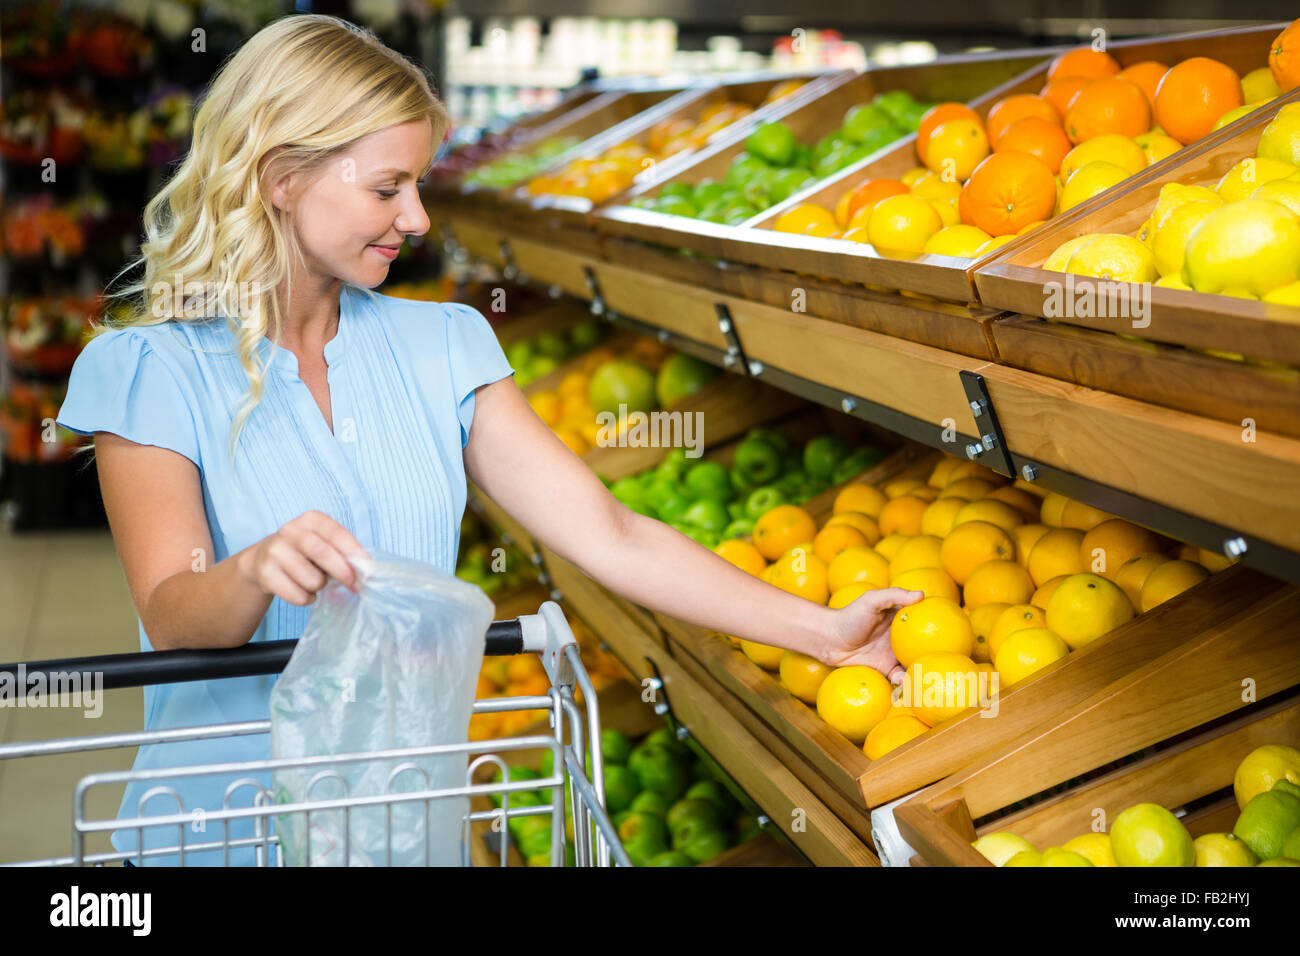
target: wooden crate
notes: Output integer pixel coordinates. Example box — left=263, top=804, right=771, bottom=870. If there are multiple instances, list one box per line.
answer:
left=897, top=678, right=1300, bottom=866
left=515, top=70, right=849, bottom=225
left=975, top=85, right=1300, bottom=364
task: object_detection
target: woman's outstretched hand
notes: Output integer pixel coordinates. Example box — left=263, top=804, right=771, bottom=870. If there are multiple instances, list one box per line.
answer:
left=817, top=587, right=925, bottom=683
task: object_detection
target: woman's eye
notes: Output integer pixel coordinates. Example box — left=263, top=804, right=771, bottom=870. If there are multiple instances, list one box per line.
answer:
left=377, top=190, right=399, bottom=199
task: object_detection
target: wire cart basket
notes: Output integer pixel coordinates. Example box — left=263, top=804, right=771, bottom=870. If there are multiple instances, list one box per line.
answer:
left=0, top=601, right=632, bottom=867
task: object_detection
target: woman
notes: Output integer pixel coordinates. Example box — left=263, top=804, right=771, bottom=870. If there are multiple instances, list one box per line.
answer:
left=57, top=15, right=919, bottom=866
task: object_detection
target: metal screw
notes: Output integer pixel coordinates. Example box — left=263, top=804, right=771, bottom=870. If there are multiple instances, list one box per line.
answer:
left=529, top=552, right=543, bottom=566
left=548, top=589, right=564, bottom=603
left=547, top=284, right=563, bottom=299
left=1224, top=536, right=1248, bottom=558
left=970, top=399, right=986, bottom=418
left=841, top=397, right=857, bottom=414
left=674, top=725, right=690, bottom=741
left=748, top=360, right=764, bottom=376
left=1021, top=464, right=1039, bottom=481
left=646, top=677, right=663, bottom=692
left=653, top=702, right=669, bottom=715
left=756, top=814, right=771, bottom=828
left=965, top=442, right=982, bottom=460
left=718, top=316, right=733, bottom=334
left=657, top=329, right=670, bottom=344
left=981, top=433, right=997, bottom=450
left=590, top=299, right=604, bottom=317
left=723, top=352, right=737, bottom=368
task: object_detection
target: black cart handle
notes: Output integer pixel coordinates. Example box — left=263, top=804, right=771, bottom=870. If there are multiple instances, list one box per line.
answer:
left=0, top=619, right=524, bottom=696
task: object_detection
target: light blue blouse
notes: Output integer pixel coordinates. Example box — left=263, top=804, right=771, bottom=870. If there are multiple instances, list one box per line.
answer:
left=56, top=283, right=514, bottom=865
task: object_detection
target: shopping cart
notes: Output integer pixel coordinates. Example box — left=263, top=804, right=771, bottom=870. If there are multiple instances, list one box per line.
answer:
left=0, top=600, right=632, bottom=867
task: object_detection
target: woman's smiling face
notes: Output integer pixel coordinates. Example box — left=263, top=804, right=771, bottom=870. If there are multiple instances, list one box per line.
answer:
left=276, top=119, right=434, bottom=288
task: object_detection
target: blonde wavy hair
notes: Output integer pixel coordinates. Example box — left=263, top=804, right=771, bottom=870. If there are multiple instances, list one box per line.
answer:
left=83, top=14, right=448, bottom=471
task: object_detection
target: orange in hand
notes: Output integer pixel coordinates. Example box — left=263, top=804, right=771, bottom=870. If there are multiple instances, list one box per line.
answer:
left=1064, top=77, right=1152, bottom=143
left=994, top=116, right=1073, bottom=174
left=960, top=151, right=1057, bottom=237
left=1154, top=58, right=1243, bottom=145
left=985, top=94, right=1061, bottom=147
left=1047, top=47, right=1121, bottom=83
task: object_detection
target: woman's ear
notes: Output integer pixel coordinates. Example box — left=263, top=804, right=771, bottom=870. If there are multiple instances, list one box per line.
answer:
left=261, top=148, right=295, bottom=213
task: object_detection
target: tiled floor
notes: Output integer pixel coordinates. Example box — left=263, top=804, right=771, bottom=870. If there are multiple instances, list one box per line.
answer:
left=0, top=523, right=144, bottom=864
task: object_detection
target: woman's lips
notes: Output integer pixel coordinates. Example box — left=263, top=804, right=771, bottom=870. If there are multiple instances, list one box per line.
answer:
left=369, top=244, right=399, bottom=260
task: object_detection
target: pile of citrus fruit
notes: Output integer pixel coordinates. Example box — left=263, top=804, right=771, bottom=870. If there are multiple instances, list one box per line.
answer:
left=710, top=453, right=1230, bottom=758
left=462, top=135, right=581, bottom=189
left=972, top=742, right=1300, bottom=866
left=765, top=20, right=1298, bottom=259
left=527, top=82, right=807, bottom=204
left=1042, top=101, right=1300, bottom=305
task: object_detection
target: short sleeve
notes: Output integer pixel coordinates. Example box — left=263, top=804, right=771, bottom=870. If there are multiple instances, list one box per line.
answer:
left=56, top=329, right=202, bottom=467
left=444, top=302, right=515, bottom=447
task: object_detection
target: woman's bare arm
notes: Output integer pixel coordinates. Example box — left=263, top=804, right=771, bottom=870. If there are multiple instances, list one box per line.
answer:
left=464, top=378, right=921, bottom=673
left=94, top=432, right=364, bottom=650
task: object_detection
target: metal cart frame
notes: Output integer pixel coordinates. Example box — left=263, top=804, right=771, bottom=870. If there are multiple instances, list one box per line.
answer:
left=0, top=601, right=631, bottom=867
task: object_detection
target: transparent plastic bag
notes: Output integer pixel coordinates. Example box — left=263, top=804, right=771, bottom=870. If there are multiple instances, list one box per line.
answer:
left=269, top=549, right=494, bottom=866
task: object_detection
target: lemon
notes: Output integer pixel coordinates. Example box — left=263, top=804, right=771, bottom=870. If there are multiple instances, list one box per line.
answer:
left=1060, top=134, right=1148, bottom=182
left=1151, top=201, right=1220, bottom=278
left=1234, top=744, right=1300, bottom=809
left=867, top=194, right=943, bottom=256
left=910, top=171, right=962, bottom=202
left=900, top=166, right=929, bottom=187
left=1212, top=104, right=1257, bottom=132
left=923, top=224, right=992, bottom=258
left=1045, top=573, right=1135, bottom=650
left=1043, top=235, right=1097, bottom=272
left=1137, top=183, right=1223, bottom=244
left=1258, top=108, right=1300, bottom=166
left=972, top=832, right=1036, bottom=866
left=1065, top=234, right=1157, bottom=283
left=1242, top=67, right=1282, bottom=104
left=1060, top=161, right=1131, bottom=213
left=929, top=198, right=961, bottom=227
left=1183, top=199, right=1300, bottom=296
left=1262, top=280, right=1300, bottom=304
left=1063, top=832, right=1118, bottom=866
left=1002, top=850, right=1042, bottom=866
left=993, top=626, right=1069, bottom=686
left=1138, top=559, right=1210, bottom=612
left=1040, top=847, right=1094, bottom=866
left=1193, top=832, right=1257, bottom=867
left=975, top=235, right=1016, bottom=256
left=1109, top=803, right=1195, bottom=867
left=1134, top=130, right=1182, bottom=166
left=1251, top=179, right=1300, bottom=217
left=1154, top=274, right=1193, bottom=290
left=1215, top=157, right=1297, bottom=202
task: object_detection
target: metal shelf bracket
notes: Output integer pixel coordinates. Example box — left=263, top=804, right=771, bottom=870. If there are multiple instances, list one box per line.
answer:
left=958, top=370, right=1015, bottom=478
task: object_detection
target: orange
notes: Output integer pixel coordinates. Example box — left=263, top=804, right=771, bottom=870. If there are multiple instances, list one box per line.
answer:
left=878, top=495, right=929, bottom=537
left=648, top=117, right=692, bottom=152
left=995, top=117, right=1074, bottom=174
left=774, top=203, right=838, bottom=234
left=1012, top=523, right=1051, bottom=566
left=714, top=538, right=767, bottom=577
left=1047, top=48, right=1121, bottom=84
left=779, top=651, right=834, bottom=703
left=928, top=457, right=963, bottom=488
left=903, top=652, right=982, bottom=724
left=1079, top=518, right=1166, bottom=578
left=874, top=533, right=911, bottom=563
left=554, top=426, right=587, bottom=455
left=1114, top=552, right=1172, bottom=608
left=816, top=666, right=894, bottom=743
left=1045, top=572, right=1135, bottom=650
left=924, top=121, right=990, bottom=182
left=917, top=102, right=984, bottom=163
left=584, top=168, right=635, bottom=203
left=1271, top=20, right=1300, bottom=92
left=986, top=94, right=1062, bottom=147
left=891, top=596, right=975, bottom=666
left=834, top=190, right=855, bottom=228
left=940, top=520, right=1016, bottom=585
left=1138, top=560, right=1210, bottom=612
left=1064, top=77, right=1152, bottom=143
left=767, top=546, right=830, bottom=604
left=944, top=461, right=1003, bottom=486
left=833, top=482, right=888, bottom=519
left=1031, top=574, right=1070, bottom=609
left=968, top=601, right=1011, bottom=663
left=824, top=511, right=881, bottom=544
left=827, top=546, right=891, bottom=592
left=987, top=485, right=1044, bottom=524
left=888, top=533, right=945, bottom=578
left=941, top=477, right=997, bottom=500
left=847, top=178, right=910, bottom=221
left=921, top=496, right=968, bottom=538
left=866, top=194, right=944, bottom=255
left=863, top=714, right=930, bottom=760
left=994, top=627, right=1070, bottom=687
left=741, top=639, right=786, bottom=671
left=507, top=653, right=546, bottom=683
left=753, top=505, right=818, bottom=560
left=890, top=566, right=961, bottom=603
left=1060, top=499, right=1113, bottom=531
left=1026, top=528, right=1086, bottom=586
left=884, top=477, right=926, bottom=498
left=1039, top=491, right=1070, bottom=527
left=1119, top=61, right=1171, bottom=107
left=953, top=498, right=1026, bottom=534
left=828, top=583, right=873, bottom=609
left=1155, top=58, right=1243, bottom=145
left=963, top=559, right=1035, bottom=609
left=528, top=390, right=562, bottom=425
left=1041, top=76, right=1092, bottom=120
left=989, top=603, right=1047, bottom=659
left=961, top=151, right=1058, bottom=236
left=813, top=524, right=870, bottom=564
